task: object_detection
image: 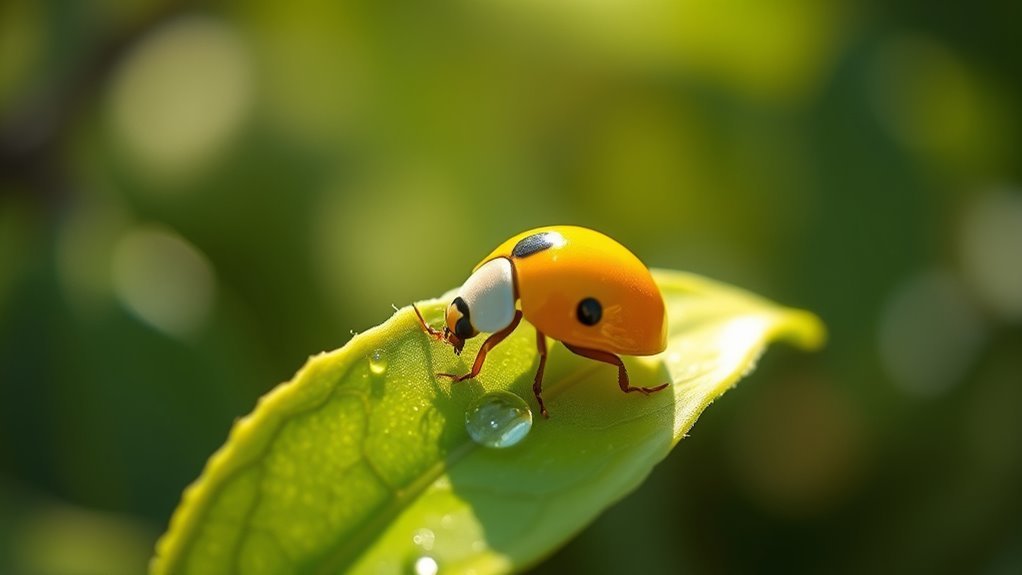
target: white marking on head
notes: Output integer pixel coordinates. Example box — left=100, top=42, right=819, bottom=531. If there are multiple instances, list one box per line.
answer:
left=458, top=258, right=516, bottom=333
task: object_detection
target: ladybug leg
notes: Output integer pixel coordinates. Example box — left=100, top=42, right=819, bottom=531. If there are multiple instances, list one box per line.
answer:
left=562, top=344, right=670, bottom=395
left=411, top=303, right=445, bottom=341
left=533, top=330, right=550, bottom=418
left=438, top=311, right=523, bottom=383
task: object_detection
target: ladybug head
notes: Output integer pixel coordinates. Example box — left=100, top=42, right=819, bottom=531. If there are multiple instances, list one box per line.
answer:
left=443, top=296, right=477, bottom=355
left=439, top=258, right=517, bottom=355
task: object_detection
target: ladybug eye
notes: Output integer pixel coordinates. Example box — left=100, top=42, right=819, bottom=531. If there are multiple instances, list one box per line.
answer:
left=576, top=297, right=602, bottom=326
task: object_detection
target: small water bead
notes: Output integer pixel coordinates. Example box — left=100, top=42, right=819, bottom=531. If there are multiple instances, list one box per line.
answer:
left=412, top=528, right=435, bottom=551
left=410, top=556, right=439, bottom=575
left=465, top=391, right=533, bottom=449
left=369, top=348, right=388, bottom=376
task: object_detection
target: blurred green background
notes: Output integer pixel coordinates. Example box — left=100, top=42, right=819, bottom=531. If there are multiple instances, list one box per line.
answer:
left=2, top=0, right=1021, bottom=573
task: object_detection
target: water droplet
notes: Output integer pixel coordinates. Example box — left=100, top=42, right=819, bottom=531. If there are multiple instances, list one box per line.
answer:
left=412, top=528, right=435, bottom=551
left=410, top=555, right=439, bottom=575
left=369, top=348, right=388, bottom=376
left=465, top=391, right=533, bottom=449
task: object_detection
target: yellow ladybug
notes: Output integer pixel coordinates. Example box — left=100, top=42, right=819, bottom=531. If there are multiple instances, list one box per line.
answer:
left=413, top=225, right=668, bottom=417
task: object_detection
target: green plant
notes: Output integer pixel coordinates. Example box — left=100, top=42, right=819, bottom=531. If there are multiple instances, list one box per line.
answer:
left=151, top=270, right=824, bottom=574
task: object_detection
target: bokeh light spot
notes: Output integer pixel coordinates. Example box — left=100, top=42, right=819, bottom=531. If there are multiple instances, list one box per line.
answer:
left=107, top=16, right=252, bottom=185
left=14, top=503, right=155, bottom=575
left=878, top=270, right=986, bottom=397
left=959, top=188, right=1022, bottom=322
left=485, top=0, right=846, bottom=101
left=0, top=1, right=44, bottom=121
left=729, top=375, right=863, bottom=517
left=243, top=2, right=368, bottom=145
left=869, top=35, right=1001, bottom=171
left=311, top=170, right=468, bottom=324
left=56, top=199, right=130, bottom=314
left=112, top=224, right=215, bottom=338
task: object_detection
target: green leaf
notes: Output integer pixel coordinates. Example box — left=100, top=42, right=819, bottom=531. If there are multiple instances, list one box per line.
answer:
left=151, top=270, right=825, bottom=575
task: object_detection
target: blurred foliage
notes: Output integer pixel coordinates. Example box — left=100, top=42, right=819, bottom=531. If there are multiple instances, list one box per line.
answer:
left=1, top=0, right=1020, bottom=573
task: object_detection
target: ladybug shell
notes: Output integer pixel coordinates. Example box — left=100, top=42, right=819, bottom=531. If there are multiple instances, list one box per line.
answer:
left=475, top=226, right=667, bottom=356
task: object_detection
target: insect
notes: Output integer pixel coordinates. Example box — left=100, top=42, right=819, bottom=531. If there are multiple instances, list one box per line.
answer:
left=413, top=225, right=669, bottom=417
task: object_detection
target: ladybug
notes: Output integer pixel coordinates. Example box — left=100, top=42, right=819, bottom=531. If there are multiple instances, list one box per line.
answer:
left=413, top=225, right=669, bottom=417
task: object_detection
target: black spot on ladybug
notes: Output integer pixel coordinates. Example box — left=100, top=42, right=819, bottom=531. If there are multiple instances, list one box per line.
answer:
left=576, top=297, right=602, bottom=326
left=512, top=231, right=563, bottom=258
left=455, top=316, right=474, bottom=340
left=453, top=296, right=470, bottom=317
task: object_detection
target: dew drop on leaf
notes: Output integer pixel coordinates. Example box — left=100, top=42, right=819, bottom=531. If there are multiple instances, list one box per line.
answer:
left=369, top=348, right=388, bottom=376
left=409, top=555, right=439, bottom=575
left=412, top=527, right=435, bottom=551
left=464, top=391, right=533, bottom=449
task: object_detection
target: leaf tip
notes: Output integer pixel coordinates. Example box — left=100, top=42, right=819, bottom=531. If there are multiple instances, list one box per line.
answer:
left=779, top=308, right=827, bottom=351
